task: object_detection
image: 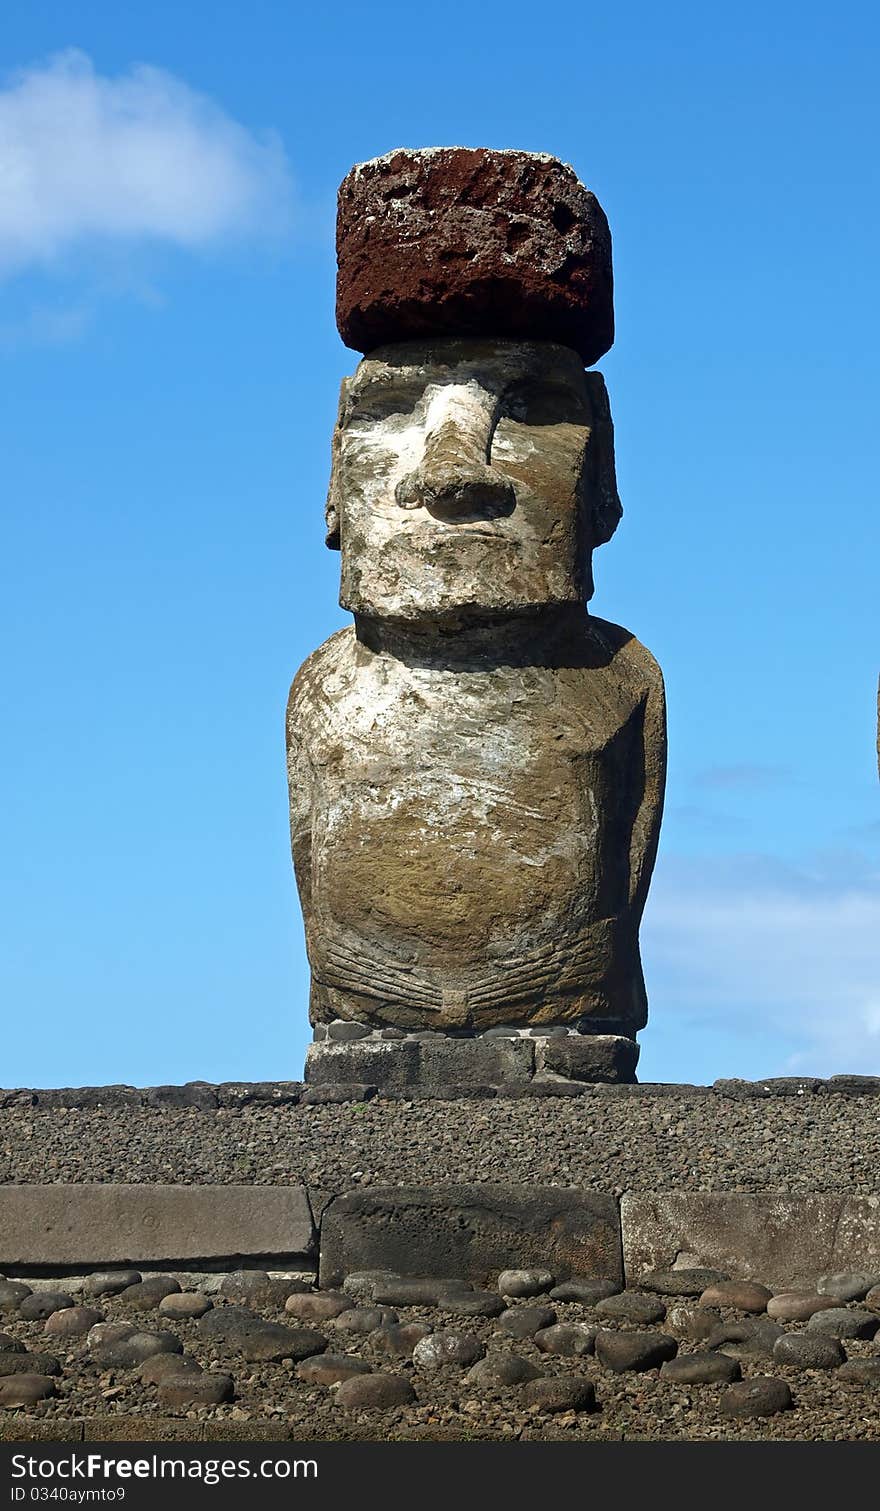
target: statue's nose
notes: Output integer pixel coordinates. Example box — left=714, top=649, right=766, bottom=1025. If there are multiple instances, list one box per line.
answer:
left=395, top=383, right=515, bottom=521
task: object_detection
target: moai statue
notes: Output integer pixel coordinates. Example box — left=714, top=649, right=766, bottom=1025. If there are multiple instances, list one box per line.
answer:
left=287, top=148, right=666, bottom=1090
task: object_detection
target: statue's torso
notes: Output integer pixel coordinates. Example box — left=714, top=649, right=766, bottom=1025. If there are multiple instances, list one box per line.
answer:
left=288, top=617, right=663, bottom=1031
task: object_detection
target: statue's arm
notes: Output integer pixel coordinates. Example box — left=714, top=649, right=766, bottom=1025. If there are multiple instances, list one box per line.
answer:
left=628, top=656, right=667, bottom=920
left=285, top=674, right=316, bottom=919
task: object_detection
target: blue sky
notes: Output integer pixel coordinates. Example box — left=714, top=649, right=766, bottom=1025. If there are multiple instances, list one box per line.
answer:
left=2, top=1, right=878, bottom=1088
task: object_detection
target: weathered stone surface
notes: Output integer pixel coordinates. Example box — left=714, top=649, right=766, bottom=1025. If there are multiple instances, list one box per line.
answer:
left=496, top=1305, right=557, bottom=1340
left=334, top=1307, right=397, bottom=1334
left=766, top=1293, right=839, bottom=1323
left=707, top=1318, right=784, bottom=1360
left=319, top=1186, right=623, bottom=1289
left=88, top=1324, right=182, bottom=1369
left=158, top=1292, right=212, bottom=1320
left=284, top=1292, right=350, bottom=1322
left=621, top=1192, right=880, bottom=1290
left=44, top=1306, right=103, bottom=1338
left=806, top=1307, right=878, bottom=1340
left=549, top=1278, right=621, bottom=1305
left=497, top=1268, right=554, bottom=1299
left=158, top=1372, right=234, bottom=1407
left=772, top=1333, right=844, bottom=1369
left=370, top=1323, right=433, bottom=1357
left=533, top=1323, right=595, bottom=1357
left=290, top=334, right=664, bottom=1042
left=300, top=1083, right=377, bottom=1105
left=144, top=1084, right=217, bottom=1111
left=335, top=1372, right=416, bottom=1409
left=0, top=1281, right=31, bottom=1312
left=639, top=1268, right=728, bottom=1297
left=336, top=149, right=614, bottom=365
left=720, top=1377, right=792, bottom=1419
left=595, top=1291, right=666, bottom=1325
left=18, top=1291, right=75, bottom=1321
left=0, top=1352, right=60, bottom=1377
left=83, top=1270, right=142, bottom=1298
left=441, top=1291, right=506, bottom=1318
left=0, top=1185, right=314, bottom=1266
left=140, top=1354, right=202, bottom=1384
left=817, top=1270, right=880, bottom=1303
left=522, top=1376, right=597, bottom=1412
left=306, top=1039, right=534, bottom=1089
left=297, top=1353, right=373, bottom=1386
left=412, top=1331, right=485, bottom=1368
left=121, top=1277, right=181, bottom=1311
left=595, top=1329, right=677, bottom=1373
left=537, top=1036, right=639, bottom=1085
left=660, top=1351, right=740, bottom=1384
left=219, top=1272, right=294, bottom=1309
left=838, top=1359, right=880, bottom=1386
left=215, top=1081, right=303, bottom=1108
left=0, top=1374, right=56, bottom=1408
left=239, top=1324, right=328, bottom=1364
left=367, top=1275, right=471, bottom=1311
left=664, top=1305, right=721, bottom=1342
left=699, top=1281, right=771, bottom=1313
left=465, top=1352, right=540, bottom=1386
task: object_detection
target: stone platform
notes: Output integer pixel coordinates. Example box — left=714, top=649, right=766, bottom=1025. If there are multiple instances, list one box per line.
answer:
left=306, top=1024, right=640, bottom=1090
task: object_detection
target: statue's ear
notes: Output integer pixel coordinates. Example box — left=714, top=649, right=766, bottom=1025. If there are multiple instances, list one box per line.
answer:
left=584, top=372, right=622, bottom=546
left=324, top=378, right=350, bottom=550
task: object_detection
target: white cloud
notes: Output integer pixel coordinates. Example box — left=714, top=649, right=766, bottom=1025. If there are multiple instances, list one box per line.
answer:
left=0, top=50, right=292, bottom=277
left=643, top=851, right=880, bottom=1077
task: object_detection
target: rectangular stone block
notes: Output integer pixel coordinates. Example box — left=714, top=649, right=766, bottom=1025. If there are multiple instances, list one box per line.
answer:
left=305, top=1037, right=535, bottom=1089
left=621, top=1191, right=880, bottom=1290
left=0, top=1185, right=315, bottom=1268
left=537, top=1034, right=638, bottom=1083
left=319, top=1183, right=622, bottom=1288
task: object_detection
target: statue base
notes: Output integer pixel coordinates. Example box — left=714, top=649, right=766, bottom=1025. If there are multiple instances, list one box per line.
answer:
left=305, top=1025, right=639, bottom=1091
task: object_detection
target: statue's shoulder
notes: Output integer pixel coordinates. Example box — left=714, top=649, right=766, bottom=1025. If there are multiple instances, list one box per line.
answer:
left=287, top=625, right=356, bottom=722
left=585, top=615, right=665, bottom=699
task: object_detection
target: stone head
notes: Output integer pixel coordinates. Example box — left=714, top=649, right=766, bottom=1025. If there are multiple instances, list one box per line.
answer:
left=325, top=338, right=621, bottom=623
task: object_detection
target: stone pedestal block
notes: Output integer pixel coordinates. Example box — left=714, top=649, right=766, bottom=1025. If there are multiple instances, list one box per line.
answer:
left=305, top=1036, right=535, bottom=1090
left=319, top=1184, right=623, bottom=1288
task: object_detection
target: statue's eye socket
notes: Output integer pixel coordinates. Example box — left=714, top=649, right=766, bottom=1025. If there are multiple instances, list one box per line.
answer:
left=348, top=381, right=426, bottom=424
left=501, top=382, right=589, bottom=427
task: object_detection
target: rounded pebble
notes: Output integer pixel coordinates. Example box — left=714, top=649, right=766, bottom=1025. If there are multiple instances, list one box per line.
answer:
left=772, top=1332, right=844, bottom=1369
left=83, top=1270, right=142, bottom=1298
left=522, top=1376, right=597, bottom=1412
left=412, top=1331, right=485, bottom=1368
left=336, top=1373, right=416, bottom=1409
left=496, top=1305, right=556, bottom=1340
left=0, top=1374, right=56, bottom=1408
left=533, top=1323, right=595, bottom=1357
left=285, top=1292, right=355, bottom=1322
left=806, top=1308, right=878, bottom=1340
left=699, top=1281, right=772, bottom=1313
left=465, top=1352, right=541, bottom=1386
left=766, top=1293, right=838, bottom=1323
left=720, top=1377, right=793, bottom=1418
left=44, top=1306, right=103, bottom=1338
left=497, top=1269, right=554, bottom=1299
left=297, top=1353, right=373, bottom=1385
left=158, top=1372, right=234, bottom=1407
left=158, top=1292, right=213, bottom=1320
left=595, top=1329, right=677, bottom=1373
left=18, top=1291, right=75, bottom=1321
left=660, top=1351, right=741, bottom=1384
left=595, top=1291, right=667, bottom=1325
